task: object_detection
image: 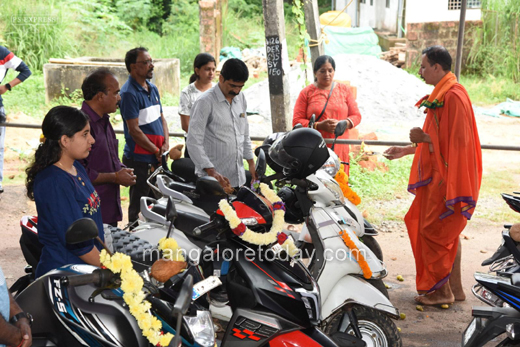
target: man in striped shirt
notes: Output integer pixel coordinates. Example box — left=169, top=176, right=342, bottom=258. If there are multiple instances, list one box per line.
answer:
left=187, top=59, right=256, bottom=192
left=120, top=47, right=169, bottom=225
left=0, top=46, right=32, bottom=194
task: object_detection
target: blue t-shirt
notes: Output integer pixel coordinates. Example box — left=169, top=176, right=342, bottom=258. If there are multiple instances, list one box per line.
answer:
left=120, top=76, right=164, bottom=164
left=34, top=161, right=104, bottom=278
left=0, top=266, right=8, bottom=347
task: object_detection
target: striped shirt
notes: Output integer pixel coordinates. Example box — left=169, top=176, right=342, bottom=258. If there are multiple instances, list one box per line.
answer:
left=187, top=83, right=253, bottom=187
left=0, top=46, right=32, bottom=107
left=120, top=76, right=164, bottom=164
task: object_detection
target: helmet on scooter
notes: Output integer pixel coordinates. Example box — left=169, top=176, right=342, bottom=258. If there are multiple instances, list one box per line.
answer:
left=269, top=128, right=329, bottom=179
left=277, top=187, right=304, bottom=224
left=255, top=132, right=286, bottom=174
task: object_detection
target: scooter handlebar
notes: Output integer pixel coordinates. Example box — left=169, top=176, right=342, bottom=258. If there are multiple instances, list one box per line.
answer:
left=65, top=268, right=114, bottom=287
left=193, top=219, right=221, bottom=236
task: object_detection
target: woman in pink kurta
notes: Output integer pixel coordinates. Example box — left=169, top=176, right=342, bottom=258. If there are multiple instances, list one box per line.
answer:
left=293, top=55, right=361, bottom=174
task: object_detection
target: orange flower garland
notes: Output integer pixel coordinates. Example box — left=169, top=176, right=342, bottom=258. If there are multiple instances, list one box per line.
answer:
left=339, top=230, right=372, bottom=279
left=334, top=164, right=361, bottom=205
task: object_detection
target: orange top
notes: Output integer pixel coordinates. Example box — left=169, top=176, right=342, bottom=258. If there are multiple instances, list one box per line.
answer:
left=293, top=83, right=361, bottom=165
left=408, top=72, right=482, bottom=220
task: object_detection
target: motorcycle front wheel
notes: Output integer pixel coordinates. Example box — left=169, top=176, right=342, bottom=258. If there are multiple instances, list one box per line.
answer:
left=326, top=305, right=402, bottom=347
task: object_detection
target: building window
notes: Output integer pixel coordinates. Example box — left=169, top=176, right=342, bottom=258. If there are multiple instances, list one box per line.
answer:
left=360, top=0, right=366, bottom=4
left=386, top=0, right=390, bottom=8
left=370, top=0, right=373, bottom=5
left=448, top=0, right=481, bottom=10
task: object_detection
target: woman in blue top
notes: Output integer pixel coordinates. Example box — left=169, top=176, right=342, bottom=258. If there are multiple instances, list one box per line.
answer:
left=26, top=106, right=104, bottom=278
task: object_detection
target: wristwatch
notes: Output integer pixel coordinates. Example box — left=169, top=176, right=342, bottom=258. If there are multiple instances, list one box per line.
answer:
left=9, top=312, right=33, bottom=326
left=4, top=83, right=11, bottom=91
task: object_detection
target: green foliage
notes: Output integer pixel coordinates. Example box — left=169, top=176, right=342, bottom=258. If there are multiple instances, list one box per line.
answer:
left=349, top=155, right=412, bottom=200
left=1, top=1, right=80, bottom=72
left=467, top=0, right=520, bottom=82
left=2, top=72, right=47, bottom=119
left=460, top=74, right=520, bottom=105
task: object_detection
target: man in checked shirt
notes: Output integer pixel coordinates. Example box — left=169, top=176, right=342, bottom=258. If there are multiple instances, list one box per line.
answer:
left=187, top=58, right=256, bottom=193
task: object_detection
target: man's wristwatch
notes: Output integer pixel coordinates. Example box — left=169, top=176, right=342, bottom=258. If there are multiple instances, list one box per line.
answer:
left=10, top=312, right=33, bottom=326
left=4, top=83, right=12, bottom=91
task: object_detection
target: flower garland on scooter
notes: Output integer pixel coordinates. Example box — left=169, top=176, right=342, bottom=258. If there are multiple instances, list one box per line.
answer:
left=100, top=250, right=175, bottom=346
left=334, top=164, right=361, bottom=205
left=338, top=230, right=372, bottom=279
left=218, top=183, right=299, bottom=257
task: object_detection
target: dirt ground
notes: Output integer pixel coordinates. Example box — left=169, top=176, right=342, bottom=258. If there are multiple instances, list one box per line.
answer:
left=1, top=111, right=520, bottom=346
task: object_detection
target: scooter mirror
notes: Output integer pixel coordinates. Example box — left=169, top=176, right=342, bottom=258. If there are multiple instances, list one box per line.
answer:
left=292, top=123, right=303, bottom=130
left=169, top=274, right=194, bottom=347
left=166, top=196, right=177, bottom=222
left=335, top=120, right=348, bottom=138
left=65, top=218, right=99, bottom=244
left=331, top=120, right=349, bottom=152
left=308, top=114, right=316, bottom=129
left=255, top=148, right=266, bottom=181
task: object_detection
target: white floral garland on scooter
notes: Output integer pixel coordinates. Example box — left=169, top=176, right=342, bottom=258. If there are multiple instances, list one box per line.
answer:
left=218, top=183, right=298, bottom=257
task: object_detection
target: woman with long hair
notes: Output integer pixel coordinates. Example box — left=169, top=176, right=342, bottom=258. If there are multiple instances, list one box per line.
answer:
left=178, top=53, right=216, bottom=158
left=26, top=105, right=103, bottom=278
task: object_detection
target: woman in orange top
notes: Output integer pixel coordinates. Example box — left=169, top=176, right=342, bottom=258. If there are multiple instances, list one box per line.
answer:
left=293, top=55, right=361, bottom=173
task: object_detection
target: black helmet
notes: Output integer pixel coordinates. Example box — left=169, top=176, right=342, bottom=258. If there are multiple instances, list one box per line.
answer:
left=269, top=128, right=329, bottom=179
left=277, top=187, right=304, bottom=224
left=255, top=132, right=286, bottom=174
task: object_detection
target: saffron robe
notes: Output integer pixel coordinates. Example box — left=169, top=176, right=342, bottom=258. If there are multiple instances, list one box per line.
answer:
left=405, top=73, right=482, bottom=293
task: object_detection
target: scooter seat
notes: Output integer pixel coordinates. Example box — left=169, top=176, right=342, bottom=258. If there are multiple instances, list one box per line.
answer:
left=171, top=158, right=198, bottom=183
left=174, top=211, right=210, bottom=237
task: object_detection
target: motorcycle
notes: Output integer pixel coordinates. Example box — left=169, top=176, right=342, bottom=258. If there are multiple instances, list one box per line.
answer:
left=14, top=217, right=215, bottom=347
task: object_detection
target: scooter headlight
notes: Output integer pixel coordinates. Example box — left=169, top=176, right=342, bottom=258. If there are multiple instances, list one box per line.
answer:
left=183, top=310, right=215, bottom=347
left=317, top=175, right=345, bottom=203
left=320, top=149, right=341, bottom=177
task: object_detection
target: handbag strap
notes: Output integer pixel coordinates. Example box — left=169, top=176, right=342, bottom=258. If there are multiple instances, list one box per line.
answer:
left=315, top=82, right=335, bottom=123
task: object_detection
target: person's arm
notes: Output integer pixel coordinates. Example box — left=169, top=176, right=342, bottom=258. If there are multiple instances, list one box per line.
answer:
left=0, top=47, right=32, bottom=95
left=292, top=89, right=310, bottom=128
left=160, top=113, right=169, bottom=157
left=180, top=114, right=190, bottom=133
left=0, top=314, right=23, bottom=346
left=79, top=247, right=101, bottom=267
left=383, top=146, right=416, bottom=160
left=345, top=85, right=362, bottom=130
left=186, top=98, right=214, bottom=172
left=8, top=294, right=32, bottom=347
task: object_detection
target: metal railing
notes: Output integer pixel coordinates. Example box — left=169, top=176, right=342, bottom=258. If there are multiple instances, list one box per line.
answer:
left=2, top=122, right=520, bottom=151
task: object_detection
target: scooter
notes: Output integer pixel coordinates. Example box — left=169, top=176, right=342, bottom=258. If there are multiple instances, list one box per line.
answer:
left=462, top=272, right=520, bottom=346
left=14, top=217, right=215, bottom=347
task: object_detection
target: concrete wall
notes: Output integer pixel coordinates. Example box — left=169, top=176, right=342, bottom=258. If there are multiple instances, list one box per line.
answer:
left=43, top=57, right=180, bottom=103
left=405, top=20, right=482, bottom=69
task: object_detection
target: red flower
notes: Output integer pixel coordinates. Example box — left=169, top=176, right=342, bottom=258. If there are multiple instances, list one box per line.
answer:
left=273, top=201, right=286, bottom=211
left=232, top=223, right=246, bottom=236
left=277, top=232, right=288, bottom=245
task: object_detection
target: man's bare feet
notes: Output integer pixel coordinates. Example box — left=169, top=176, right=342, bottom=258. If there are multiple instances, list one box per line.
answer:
left=415, top=286, right=455, bottom=306
left=449, top=284, right=466, bottom=301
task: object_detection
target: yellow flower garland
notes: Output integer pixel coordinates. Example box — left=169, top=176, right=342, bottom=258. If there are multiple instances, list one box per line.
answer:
left=218, top=183, right=298, bottom=257
left=100, top=250, right=174, bottom=346
left=158, top=236, right=186, bottom=262
left=334, top=164, right=361, bottom=205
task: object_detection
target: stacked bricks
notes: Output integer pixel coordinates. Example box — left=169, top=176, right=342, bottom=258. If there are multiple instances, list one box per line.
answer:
left=405, top=20, right=482, bottom=69
left=199, top=0, right=222, bottom=63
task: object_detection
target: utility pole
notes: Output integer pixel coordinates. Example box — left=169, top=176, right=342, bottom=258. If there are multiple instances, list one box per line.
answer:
left=263, top=0, right=292, bottom=133
left=303, top=0, right=324, bottom=65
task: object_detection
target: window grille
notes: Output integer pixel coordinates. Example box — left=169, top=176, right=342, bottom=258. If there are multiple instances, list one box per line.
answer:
left=448, top=0, right=481, bottom=10
left=386, top=0, right=390, bottom=8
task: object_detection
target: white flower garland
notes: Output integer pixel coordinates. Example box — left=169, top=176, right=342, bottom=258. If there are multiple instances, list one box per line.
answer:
left=218, top=183, right=298, bottom=256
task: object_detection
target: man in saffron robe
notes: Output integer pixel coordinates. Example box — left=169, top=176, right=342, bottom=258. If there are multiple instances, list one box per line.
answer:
left=384, top=46, right=482, bottom=305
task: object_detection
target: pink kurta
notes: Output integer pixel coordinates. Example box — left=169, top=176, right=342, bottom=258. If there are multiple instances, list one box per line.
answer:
left=293, top=83, right=361, bottom=174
